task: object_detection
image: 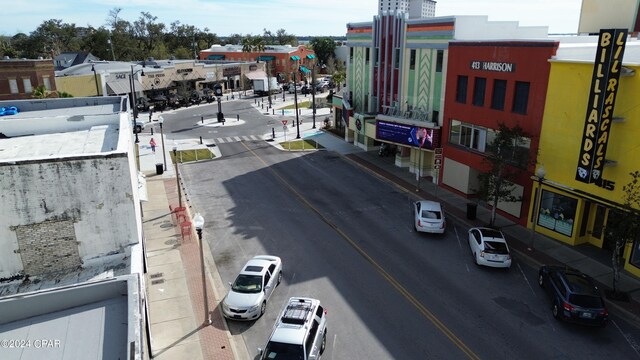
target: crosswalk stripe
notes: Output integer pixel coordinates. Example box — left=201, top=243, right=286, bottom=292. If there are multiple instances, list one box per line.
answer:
left=212, top=135, right=264, bottom=144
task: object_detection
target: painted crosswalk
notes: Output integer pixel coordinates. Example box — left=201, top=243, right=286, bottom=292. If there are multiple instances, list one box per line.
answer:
left=212, top=135, right=264, bottom=144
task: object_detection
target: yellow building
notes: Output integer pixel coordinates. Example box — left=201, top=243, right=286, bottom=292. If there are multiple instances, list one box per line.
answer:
left=535, top=33, right=640, bottom=276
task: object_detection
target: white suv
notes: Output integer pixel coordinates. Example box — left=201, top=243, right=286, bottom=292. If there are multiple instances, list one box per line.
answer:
left=259, top=297, right=328, bottom=360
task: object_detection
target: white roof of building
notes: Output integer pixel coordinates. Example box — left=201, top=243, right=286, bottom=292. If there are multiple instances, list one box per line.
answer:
left=552, top=35, right=640, bottom=65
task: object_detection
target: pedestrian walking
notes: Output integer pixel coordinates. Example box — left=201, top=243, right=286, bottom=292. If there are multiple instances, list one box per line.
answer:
left=149, top=138, right=157, bottom=153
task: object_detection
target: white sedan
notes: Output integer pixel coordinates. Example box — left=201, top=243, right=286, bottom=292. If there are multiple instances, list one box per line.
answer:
left=467, top=227, right=512, bottom=268
left=222, top=255, right=283, bottom=320
left=414, top=200, right=446, bottom=234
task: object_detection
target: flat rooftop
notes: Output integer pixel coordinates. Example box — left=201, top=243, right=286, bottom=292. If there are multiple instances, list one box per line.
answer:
left=0, top=97, right=127, bottom=163
left=0, top=276, right=137, bottom=360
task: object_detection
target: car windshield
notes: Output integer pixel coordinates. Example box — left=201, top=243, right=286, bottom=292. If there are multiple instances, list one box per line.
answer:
left=262, top=341, right=304, bottom=360
left=421, top=210, right=442, bottom=220
left=569, top=294, right=604, bottom=308
left=483, top=241, right=509, bottom=254
left=231, top=274, right=262, bottom=293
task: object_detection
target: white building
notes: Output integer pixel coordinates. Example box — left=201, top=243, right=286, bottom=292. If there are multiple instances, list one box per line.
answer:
left=0, top=96, right=145, bottom=359
left=379, top=0, right=437, bottom=18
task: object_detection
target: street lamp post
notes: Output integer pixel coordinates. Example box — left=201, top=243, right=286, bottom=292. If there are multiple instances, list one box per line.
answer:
left=91, top=64, right=100, bottom=96
left=159, top=116, right=167, bottom=171
left=130, top=65, right=145, bottom=144
left=292, top=70, right=301, bottom=139
left=173, top=146, right=182, bottom=208
left=529, top=165, right=547, bottom=251
left=311, top=63, right=316, bottom=129
left=193, top=213, right=211, bottom=325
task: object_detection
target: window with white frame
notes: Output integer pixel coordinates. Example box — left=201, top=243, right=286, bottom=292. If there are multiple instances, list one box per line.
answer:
left=43, top=76, right=52, bottom=90
left=9, top=79, right=18, bottom=94
left=449, top=120, right=487, bottom=152
left=23, top=78, right=33, bottom=93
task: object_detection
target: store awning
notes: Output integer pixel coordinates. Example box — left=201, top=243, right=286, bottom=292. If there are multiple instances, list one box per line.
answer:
left=245, top=70, right=268, bottom=80
left=257, top=55, right=276, bottom=61
left=290, top=55, right=301, bottom=61
left=299, top=66, right=311, bottom=74
left=306, top=54, right=316, bottom=59
left=206, top=54, right=225, bottom=60
left=107, top=78, right=144, bottom=95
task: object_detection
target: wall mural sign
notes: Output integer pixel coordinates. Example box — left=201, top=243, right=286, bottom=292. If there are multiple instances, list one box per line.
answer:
left=376, top=120, right=437, bottom=150
left=576, top=28, right=627, bottom=185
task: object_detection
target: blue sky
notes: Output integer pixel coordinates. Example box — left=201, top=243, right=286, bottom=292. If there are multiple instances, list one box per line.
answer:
left=2, top=0, right=583, bottom=37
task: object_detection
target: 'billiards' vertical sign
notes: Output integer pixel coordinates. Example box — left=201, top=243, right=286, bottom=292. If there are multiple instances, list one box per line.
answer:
left=575, top=29, right=627, bottom=184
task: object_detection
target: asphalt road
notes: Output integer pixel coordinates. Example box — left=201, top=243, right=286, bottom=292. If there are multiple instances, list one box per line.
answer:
left=177, top=136, right=640, bottom=360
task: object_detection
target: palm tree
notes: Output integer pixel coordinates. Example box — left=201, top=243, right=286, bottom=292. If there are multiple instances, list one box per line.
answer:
left=32, top=85, right=49, bottom=99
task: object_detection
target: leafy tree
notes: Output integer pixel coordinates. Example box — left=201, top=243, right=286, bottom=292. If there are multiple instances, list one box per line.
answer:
left=606, top=171, right=640, bottom=296
left=309, top=37, right=336, bottom=65
left=275, top=29, right=297, bottom=46
left=475, top=123, right=532, bottom=227
left=225, top=33, right=243, bottom=45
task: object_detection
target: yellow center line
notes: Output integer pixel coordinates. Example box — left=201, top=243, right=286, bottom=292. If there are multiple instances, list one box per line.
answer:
left=243, top=143, right=481, bottom=360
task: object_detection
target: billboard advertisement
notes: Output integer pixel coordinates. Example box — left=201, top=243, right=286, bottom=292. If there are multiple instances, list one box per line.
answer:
left=575, top=28, right=627, bottom=184
left=376, top=120, right=437, bottom=150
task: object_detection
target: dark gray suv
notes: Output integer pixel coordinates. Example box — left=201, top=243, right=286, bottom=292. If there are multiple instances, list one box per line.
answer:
left=538, top=265, right=608, bottom=327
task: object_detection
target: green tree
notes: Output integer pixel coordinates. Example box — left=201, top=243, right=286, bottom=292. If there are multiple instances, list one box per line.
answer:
left=475, top=123, right=532, bottom=227
left=309, top=37, right=336, bottom=65
left=606, top=171, right=640, bottom=297
left=32, top=85, right=49, bottom=99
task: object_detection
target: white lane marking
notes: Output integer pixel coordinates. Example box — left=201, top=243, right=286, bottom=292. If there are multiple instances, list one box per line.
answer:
left=454, top=226, right=463, bottom=249
left=517, top=262, right=537, bottom=296
left=331, top=334, right=338, bottom=360
left=613, top=319, right=640, bottom=356
left=234, top=136, right=242, bottom=141
left=225, top=137, right=234, bottom=142
left=466, top=264, right=470, bottom=273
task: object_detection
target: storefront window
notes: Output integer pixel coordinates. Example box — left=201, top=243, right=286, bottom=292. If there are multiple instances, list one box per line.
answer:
left=630, top=241, right=640, bottom=268
left=537, top=190, right=577, bottom=237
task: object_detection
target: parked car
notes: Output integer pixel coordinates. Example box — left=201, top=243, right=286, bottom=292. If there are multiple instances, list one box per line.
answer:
left=258, top=297, right=327, bottom=360
left=538, top=265, right=608, bottom=327
left=288, top=84, right=302, bottom=94
left=222, top=255, right=283, bottom=320
left=467, top=227, right=512, bottom=268
left=414, top=200, right=446, bottom=234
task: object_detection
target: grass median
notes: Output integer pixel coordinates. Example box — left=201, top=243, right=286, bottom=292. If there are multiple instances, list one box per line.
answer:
left=170, top=149, right=215, bottom=163
left=279, top=139, right=324, bottom=151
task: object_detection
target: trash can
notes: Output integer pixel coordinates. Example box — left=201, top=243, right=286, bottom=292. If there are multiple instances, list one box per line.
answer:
left=466, top=203, right=477, bottom=220
left=155, top=163, right=164, bottom=175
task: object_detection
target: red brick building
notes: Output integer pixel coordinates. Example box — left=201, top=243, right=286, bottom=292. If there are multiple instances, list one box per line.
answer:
left=0, top=59, right=57, bottom=100
left=440, top=41, right=559, bottom=225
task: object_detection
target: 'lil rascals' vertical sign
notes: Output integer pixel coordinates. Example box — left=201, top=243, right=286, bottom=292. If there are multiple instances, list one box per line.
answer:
left=575, top=29, right=627, bottom=184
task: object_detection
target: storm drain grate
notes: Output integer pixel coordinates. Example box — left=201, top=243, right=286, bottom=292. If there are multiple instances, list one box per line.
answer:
left=151, top=279, right=165, bottom=285
left=150, top=272, right=163, bottom=279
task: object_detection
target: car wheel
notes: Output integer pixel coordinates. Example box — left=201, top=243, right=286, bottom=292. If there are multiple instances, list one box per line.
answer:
left=277, top=271, right=282, bottom=286
left=538, top=273, right=544, bottom=287
left=552, top=302, right=560, bottom=320
left=320, top=330, right=326, bottom=355
left=260, top=301, right=266, bottom=316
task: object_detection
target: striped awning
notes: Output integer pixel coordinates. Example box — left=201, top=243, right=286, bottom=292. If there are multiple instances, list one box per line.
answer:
left=299, top=66, right=311, bottom=74
left=290, top=55, right=301, bottom=61
left=106, top=78, right=144, bottom=95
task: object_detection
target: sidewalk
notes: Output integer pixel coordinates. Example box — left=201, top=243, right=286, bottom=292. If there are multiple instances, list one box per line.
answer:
left=136, top=128, right=250, bottom=360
